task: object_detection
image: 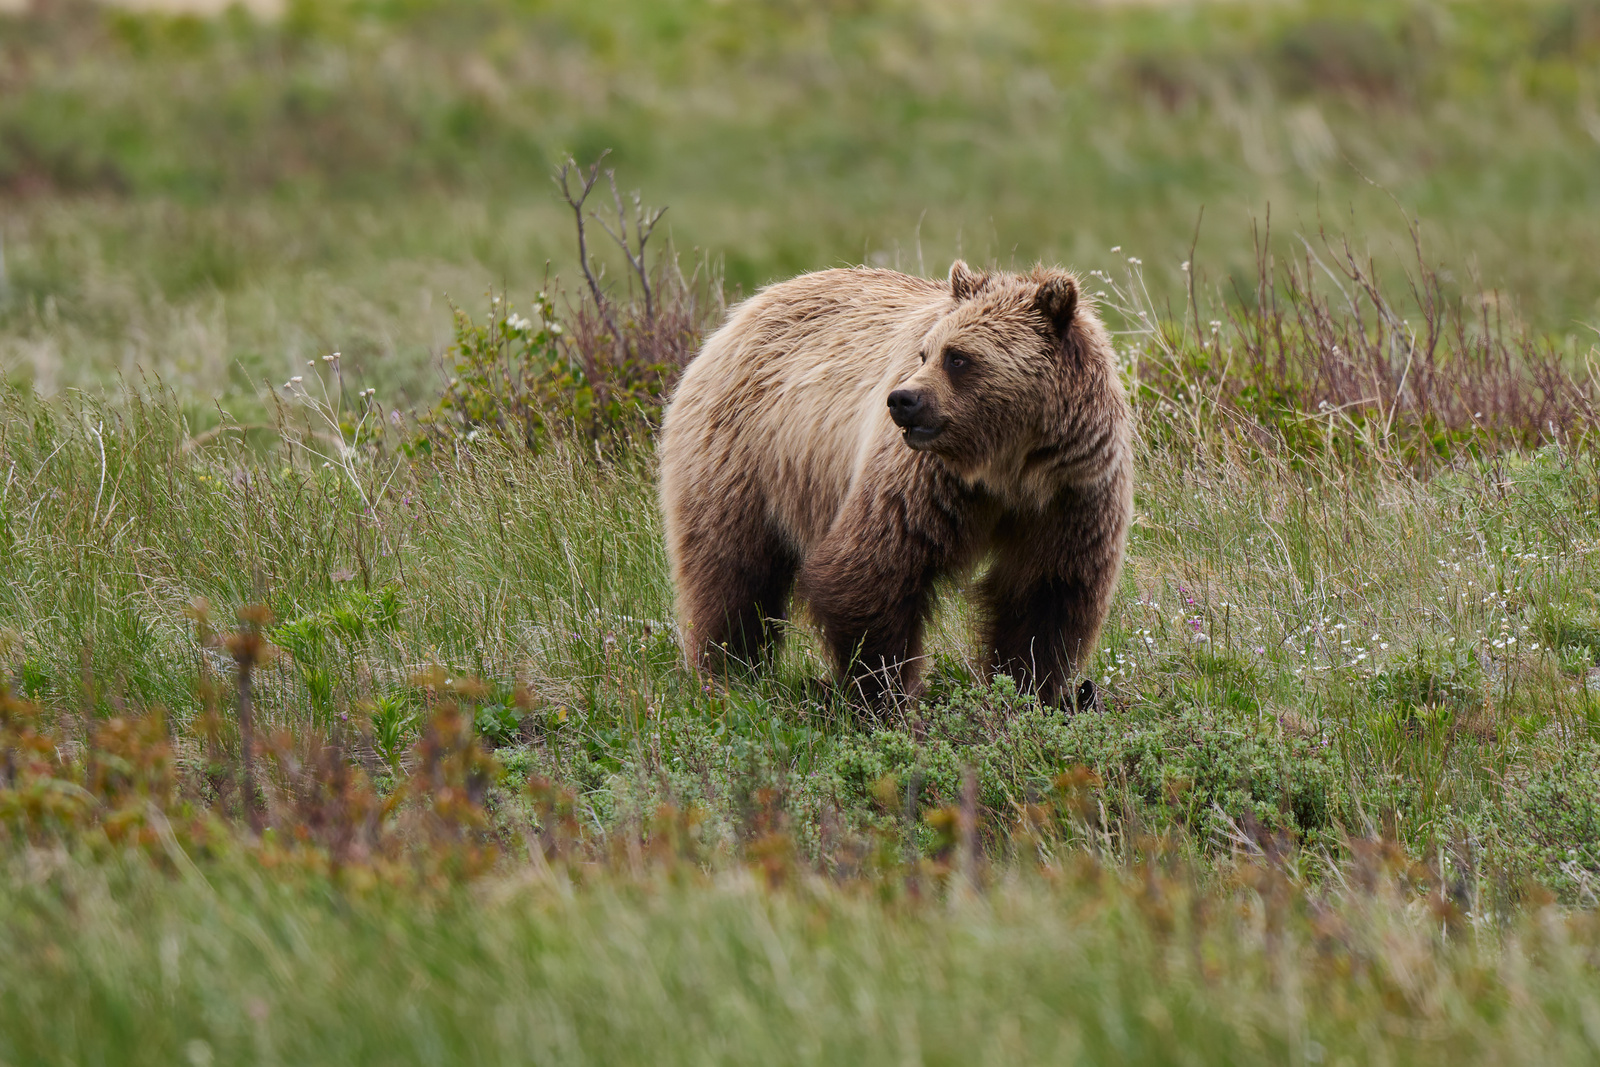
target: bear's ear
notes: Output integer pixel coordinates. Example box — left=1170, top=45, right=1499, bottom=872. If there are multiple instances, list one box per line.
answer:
left=1034, top=274, right=1079, bottom=338
left=948, top=260, right=989, bottom=301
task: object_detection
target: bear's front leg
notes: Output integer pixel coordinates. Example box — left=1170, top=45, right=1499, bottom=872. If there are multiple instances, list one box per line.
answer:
left=979, top=473, right=1131, bottom=706
left=796, top=488, right=948, bottom=708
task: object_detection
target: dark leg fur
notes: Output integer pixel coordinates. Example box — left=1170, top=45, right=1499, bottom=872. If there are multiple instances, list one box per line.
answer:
left=982, top=572, right=1106, bottom=703
left=679, top=521, right=798, bottom=670
left=979, top=474, right=1130, bottom=705
left=796, top=485, right=958, bottom=708
left=805, top=575, right=931, bottom=707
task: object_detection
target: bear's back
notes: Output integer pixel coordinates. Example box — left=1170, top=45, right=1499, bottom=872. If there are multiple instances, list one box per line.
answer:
left=662, top=268, right=951, bottom=550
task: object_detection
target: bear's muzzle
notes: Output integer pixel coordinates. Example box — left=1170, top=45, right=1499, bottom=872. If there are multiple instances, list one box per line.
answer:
left=887, top=388, right=946, bottom=448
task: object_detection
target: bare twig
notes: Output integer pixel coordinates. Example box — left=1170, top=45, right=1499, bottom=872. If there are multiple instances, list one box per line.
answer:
left=553, top=153, right=613, bottom=322
left=598, top=170, right=666, bottom=326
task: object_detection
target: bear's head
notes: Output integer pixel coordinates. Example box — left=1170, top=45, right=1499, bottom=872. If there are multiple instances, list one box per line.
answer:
left=886, top=260, right=1126, bottom=505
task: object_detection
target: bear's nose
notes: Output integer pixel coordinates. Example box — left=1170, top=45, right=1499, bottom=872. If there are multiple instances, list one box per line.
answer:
left=887, top=389, right=925, bottom=427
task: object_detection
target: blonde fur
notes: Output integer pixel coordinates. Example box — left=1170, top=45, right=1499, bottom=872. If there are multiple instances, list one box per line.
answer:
left=659, top=260, right=1133, bottom=706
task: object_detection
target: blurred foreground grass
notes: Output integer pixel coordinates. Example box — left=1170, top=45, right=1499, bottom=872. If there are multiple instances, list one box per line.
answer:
left=7, top=848, right=1600, bottom=1066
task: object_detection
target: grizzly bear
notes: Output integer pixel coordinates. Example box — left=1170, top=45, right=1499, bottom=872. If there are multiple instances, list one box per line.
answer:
left=658, top=259, right=1133, bottom=708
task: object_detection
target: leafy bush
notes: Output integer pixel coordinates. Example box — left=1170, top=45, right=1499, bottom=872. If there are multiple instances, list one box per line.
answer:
left=271, top=587, right=402, bottom=730
left=1508, top=743, right=1600, bottom=903
left=414, top=158, right=719, bottom=449
left=415, top=291, right=575, bottom=450
left=823, top=676, right=1342, bottom=850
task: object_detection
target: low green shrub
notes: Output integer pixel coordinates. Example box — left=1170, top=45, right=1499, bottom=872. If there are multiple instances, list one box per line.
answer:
left=1510, top=742, right=1600, bottom=903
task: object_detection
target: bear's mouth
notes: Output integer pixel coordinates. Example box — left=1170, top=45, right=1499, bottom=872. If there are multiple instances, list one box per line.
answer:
left=901, top=423, right=946, bottom=450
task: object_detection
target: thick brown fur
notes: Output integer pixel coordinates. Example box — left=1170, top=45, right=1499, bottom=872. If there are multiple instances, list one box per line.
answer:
left=658, top=260, right=1133, bottom=707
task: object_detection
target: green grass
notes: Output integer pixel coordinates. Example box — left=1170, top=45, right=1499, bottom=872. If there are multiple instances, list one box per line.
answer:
left=3, top=0, right=1600, bottom=415
left=11, top=327, right=1600, bottom=1053
left=5, top=0, right=1600, bottom=1059
left=6, top=372, right=1600, bottom=883
left=7, top=851, right=1600, bottom=1066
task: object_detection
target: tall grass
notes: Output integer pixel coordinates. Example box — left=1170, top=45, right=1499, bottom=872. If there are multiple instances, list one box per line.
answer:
left=5, top=213, right=1600, bottom=894
left=1104, top=219, right=1600, bottom=467
left=4, top=2, right=1600, bottom=1055
left=3, top=0, right=1599, bottom=410
left=10, top=256, right=1600, bottom=1067
left=5, top=848, right=1600, bottom=1066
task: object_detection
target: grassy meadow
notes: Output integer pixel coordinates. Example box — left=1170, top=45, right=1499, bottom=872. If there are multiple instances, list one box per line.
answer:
left=3, top=0, right=1600, bottom=408
left=5, top=0, right=1600, bottom=1062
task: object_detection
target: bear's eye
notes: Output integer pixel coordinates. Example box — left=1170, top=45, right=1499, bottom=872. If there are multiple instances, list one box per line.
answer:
left=944, top=349, right=971, bottom=374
